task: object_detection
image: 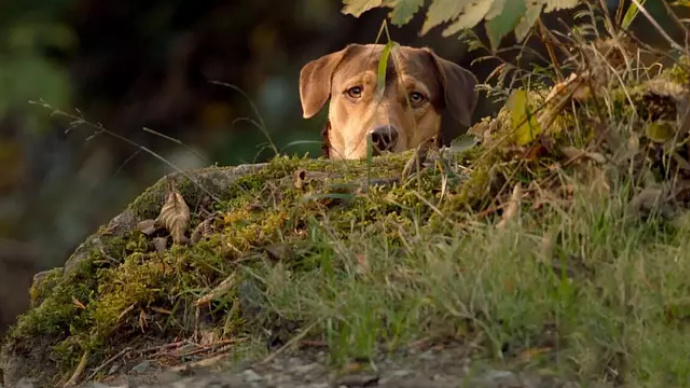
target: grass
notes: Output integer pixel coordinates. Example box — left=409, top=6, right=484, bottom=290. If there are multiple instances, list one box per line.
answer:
left=253, top=181, right=690, bottom=386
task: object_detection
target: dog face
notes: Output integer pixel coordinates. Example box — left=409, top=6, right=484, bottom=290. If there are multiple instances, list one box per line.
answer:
left=299, top=43, right=478, bottom=159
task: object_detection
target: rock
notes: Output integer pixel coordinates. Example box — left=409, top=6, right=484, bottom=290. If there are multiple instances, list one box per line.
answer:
left=335, top=374, right=380, bottom=387
left=131, top=360, right=158, bottom=374
left=473, top=370, right=524, bottom=388
left=241, top=369, right=263, bottom=383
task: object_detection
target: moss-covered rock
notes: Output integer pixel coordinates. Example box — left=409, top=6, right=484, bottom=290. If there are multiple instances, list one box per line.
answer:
left=3, top=56, right=690, bottom=388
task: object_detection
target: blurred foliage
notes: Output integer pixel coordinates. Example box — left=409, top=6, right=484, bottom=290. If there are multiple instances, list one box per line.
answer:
left=0, top=2, right=75, bottom=133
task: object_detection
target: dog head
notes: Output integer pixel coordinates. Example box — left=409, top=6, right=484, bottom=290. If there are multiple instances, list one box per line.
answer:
left=299, top=43, right=478, bottom=159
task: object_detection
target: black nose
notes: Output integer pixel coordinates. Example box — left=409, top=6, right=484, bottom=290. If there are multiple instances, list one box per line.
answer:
left=370, top=125, right=399, bottom=152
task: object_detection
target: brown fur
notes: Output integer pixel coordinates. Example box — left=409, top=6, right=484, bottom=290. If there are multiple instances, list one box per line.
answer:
left=300, top=43, right=479, bottom=159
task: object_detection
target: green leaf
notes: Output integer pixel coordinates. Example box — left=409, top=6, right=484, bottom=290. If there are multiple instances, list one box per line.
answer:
left=645, top=122, right=675, bottom=143
left=621, top=0, right=646, bottom=30
left=442, top=0, right=493, bottom=37
left=484, top=0, right=526, bottom=51
left=514, top=1, right=543, bottom=43
left=388, top=0, right=425, bottom=26
left=507, top=89, right=541, bottom=146
left=341, top=0, right=383, bottom=17
left=421, top=0, right=471, bottom=35
left=449, top=133, right=479, bottom=154
left=543, top=0, right=581, bottom=13
left=376, top=41, right=397, bottom=98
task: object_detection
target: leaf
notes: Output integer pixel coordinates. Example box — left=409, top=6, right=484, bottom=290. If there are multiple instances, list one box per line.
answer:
left=543, top=0, right=581, bottom=13
left=293, top=168, right=307, bottom=190
left=137, top=219, right=160, bottom=236
left=496, top=183, right=523, bottom=229
left=71, top=297, right=86, bottom=310
left=518, top=346, right=553, bottom=360
left=342, top=0, right=384, bottom=17
left=156, top=181, right=191, bottom=245
left=514, top=1, right=544, bottom=42
left=389, top=0, right=425, bottom=26
left=645, top=122, right=675, bottom=143
left=449, top=133, right=479, bottom=154
left=442, top=0, right=493, bottom=37
left=376, top=41, right=397, bottom=98
left=421, top=0, right=472, bottom=35
left=190, top=218, right=214, bottom=245
left=507, top=89, right=542, bottom=146
left=484, top=0, right=526, bottom=51
left=621, top=0, right=646, bottom=29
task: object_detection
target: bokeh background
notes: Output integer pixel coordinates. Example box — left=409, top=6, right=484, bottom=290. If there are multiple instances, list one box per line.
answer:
left=0, top=0, right=684, bottom=334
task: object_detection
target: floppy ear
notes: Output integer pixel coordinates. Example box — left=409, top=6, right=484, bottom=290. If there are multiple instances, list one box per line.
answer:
left=424, top=48, right=479, bottom=127
left=299, top=47, right=351, bottom=119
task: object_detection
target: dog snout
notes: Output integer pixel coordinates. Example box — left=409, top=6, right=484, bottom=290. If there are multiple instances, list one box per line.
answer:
left=370, top=125, right=399, bottom=152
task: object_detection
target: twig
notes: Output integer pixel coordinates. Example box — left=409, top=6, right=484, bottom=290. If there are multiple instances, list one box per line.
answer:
left=260, top=319, right=322, bottom=364
left=30, top=100, right=222, bottom=203
left=64, top=350, right=89, bottom=387
left=85, top=347, right=131, bottom=381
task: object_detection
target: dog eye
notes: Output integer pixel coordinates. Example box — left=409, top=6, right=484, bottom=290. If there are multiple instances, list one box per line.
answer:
left=346, top=86, right=363, bottom=99
left=409, top=92, right=426, bottom=103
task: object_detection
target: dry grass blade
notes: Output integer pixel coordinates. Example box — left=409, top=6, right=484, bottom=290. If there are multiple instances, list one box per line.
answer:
left=496, top=183, right=523, bottom=230
left=64, top=350, right=89, bottom=387
left=156, top=180, right=191, bottom=245
left=194, top=274, right=236, bottom=307
left=401, top=136, right=436, bottom=181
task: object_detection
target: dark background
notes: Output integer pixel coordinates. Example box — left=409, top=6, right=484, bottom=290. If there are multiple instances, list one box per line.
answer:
left=0, top=0, right=684, bottom=334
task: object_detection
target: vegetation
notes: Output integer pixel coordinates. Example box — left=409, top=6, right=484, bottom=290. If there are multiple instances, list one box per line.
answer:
left=4, top=1, right=690, bottom=387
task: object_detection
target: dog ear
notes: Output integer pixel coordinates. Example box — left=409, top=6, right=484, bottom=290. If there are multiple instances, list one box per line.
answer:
left=299, top=47, right=351, bottom=119
left=424, top=48, right=479, bottom=127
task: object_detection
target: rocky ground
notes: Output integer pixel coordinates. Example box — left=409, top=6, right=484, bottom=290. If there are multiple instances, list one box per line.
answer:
left=7, top=342, right=577, bottom=388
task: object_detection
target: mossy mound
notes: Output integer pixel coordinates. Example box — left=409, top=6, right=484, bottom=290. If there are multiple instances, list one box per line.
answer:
left=3, top=58, right=690, bottom=387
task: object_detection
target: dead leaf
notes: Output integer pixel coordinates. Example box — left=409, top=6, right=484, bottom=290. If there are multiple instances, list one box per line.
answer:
left=340, top=362, right=366, bottom=374
left=152, top=237, right=168, bottom=253
left=137, top=219, right=160, bottom=235
left=194, top=274, right=236, bottom=307
left=518, top=346, right=553, bottom=361
left=293, top=169, right=307, bottom=190
left=496, top=183, right=523, bottom=229
left=191, top=218, right=214, bottom=245
left=71, top=297, right=86, bottom=310
left=156, top=181, right=191, bottom=245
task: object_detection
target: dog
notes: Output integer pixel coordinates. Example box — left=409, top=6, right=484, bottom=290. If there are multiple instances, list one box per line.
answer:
left=299, top=43, right=479, bottom=159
